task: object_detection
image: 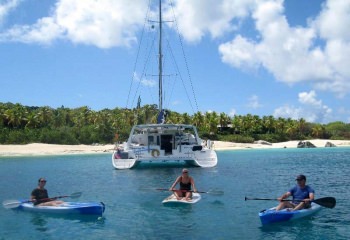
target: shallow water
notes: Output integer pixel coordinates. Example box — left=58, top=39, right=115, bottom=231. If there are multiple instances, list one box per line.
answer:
left=1, top=147, right=349, bottom=239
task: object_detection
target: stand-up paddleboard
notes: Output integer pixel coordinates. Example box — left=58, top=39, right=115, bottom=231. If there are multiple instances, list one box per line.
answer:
left=162, top=193, right=201, bottom=205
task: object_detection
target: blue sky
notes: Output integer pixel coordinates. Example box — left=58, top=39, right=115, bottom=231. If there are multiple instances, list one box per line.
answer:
left=1, top=0, right=350, bottom=123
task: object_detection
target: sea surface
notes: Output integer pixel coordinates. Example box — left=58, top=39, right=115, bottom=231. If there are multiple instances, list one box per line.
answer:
left=1, top=147, right=349, bottom=240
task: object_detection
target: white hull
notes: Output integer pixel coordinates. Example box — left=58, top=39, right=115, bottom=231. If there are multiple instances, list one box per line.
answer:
left=112, top=124, right=217, bottom=169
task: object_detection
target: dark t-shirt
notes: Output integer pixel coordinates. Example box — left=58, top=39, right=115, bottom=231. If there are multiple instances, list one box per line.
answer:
left=31, top=188, right=49, bottom=205
left=288, top=185, right=315, bottom=204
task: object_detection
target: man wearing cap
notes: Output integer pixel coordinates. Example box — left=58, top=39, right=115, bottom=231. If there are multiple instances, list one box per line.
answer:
left=276, top=174, right=315, bottom=211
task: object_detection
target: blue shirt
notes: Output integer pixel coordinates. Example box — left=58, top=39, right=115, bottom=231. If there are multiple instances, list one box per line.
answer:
left=288, top=185, right=315, bottom=204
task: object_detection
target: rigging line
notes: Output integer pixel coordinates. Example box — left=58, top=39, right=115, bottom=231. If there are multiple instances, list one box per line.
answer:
left=130, top=32, right=157, bottom=108
left=125, top=0, right=152, bottom=109
left=165, top=38, right=196, bottom=114
left=169, top=0, right=199, bottom=113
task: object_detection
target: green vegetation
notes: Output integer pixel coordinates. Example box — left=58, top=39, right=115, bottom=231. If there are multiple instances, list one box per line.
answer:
left=1, top=102, right=349, bottom=145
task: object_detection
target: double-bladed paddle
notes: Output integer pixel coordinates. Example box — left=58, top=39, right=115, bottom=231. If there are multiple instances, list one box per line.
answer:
left=2, top=192, right=83, bottom=209
left=244, top=196, right=336, bottom=209
left=156, top=188, right=224, bottom=196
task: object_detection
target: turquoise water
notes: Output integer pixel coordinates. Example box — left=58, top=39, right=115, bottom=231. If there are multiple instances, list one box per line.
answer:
left=1, top=148, right=350, bottom=239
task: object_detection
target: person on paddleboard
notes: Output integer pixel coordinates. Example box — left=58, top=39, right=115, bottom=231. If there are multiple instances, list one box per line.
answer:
left=31, top=178, right=64, bottom=206
left=169, top=168, right=197, bottom=201
left=276, top=174, right=315, bottom=211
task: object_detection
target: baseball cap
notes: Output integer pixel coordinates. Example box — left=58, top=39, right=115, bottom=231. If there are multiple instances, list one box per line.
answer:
left=295, top=174, right=306, bottom=181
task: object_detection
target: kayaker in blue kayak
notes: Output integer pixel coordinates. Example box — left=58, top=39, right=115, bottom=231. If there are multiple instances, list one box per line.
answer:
left=169, top=168, right=197, bottom=201
left=30, top=178, right=64, bottom=206
left=276, top=174, right=315, bottom=211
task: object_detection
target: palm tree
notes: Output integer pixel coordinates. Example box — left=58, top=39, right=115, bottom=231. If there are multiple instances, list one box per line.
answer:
left=219, top=112, right=230, bottom=131
left=25, top=112, right=40, bottom=129
left=262, top=115, right=276, bottom=134
left=4, top=104, right=28, bottom=128
left=297, top=118, right=307, bottom=138
left=192, top=111, right=204, bottom=129
left=37, top=106, right=53, bottom=127
left=285, top=119, right=299, bottom=139
left=311, top=124, right=325, bottom=138
left=182, top=113, right=191, bottom=124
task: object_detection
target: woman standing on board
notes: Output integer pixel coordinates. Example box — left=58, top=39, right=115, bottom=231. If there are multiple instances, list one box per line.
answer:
left=169, top=169, right=197, bottom=201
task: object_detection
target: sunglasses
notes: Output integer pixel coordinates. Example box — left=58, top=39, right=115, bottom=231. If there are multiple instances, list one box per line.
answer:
left=183, top=172, right=188, bottom=174
left=40, top=180, right=47, bottom=183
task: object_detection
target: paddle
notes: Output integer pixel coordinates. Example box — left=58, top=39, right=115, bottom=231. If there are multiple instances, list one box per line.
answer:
left=244, top=196, right=336, bottom=209
left=156, top=188, right=224, bottom=196
left=2, top=192, right=83, bottom=209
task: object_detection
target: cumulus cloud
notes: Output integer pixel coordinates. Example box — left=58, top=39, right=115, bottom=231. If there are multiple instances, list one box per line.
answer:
left=0, top=0, right=148, bottom=48
left=167, top=0, right=255, bottom=42
left=0, top=0, right=256, bottom=46
left=273, top=90, right=332, bottom=123
left=0, top=0, right=20, bottom=25
left=219, top=0, right=350, bottom=97
left=1, top=0, right=350, bottom=99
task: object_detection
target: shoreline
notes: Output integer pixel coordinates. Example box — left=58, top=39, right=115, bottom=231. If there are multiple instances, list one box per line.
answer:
left=213, top=139, right=350, bottom=150
left=0, top=139, right=350, bottom=157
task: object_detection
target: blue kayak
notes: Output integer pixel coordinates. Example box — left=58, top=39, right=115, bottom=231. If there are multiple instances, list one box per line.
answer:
left=259, top=203, right=321, bottom=225
left=17, top=201, right=105, bottom=216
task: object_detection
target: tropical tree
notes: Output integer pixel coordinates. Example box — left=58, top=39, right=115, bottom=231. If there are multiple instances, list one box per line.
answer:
left=311, top=124, right=325, bottom=138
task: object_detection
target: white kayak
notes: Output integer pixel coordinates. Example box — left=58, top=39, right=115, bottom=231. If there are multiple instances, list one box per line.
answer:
left=162, top=193, right=201, bottom=205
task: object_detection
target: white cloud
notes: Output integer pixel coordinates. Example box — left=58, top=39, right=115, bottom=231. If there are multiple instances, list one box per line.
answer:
left=0, top=0, right=256, bottom=46
left=315, top=0, right=350, bottom=41
left=1, top=0, right=350, bottom=100
left=247, top=95, right=262, bottom=109
left=298, top=91, right=321, bottom=106
left=167, top=0, right=255, bottom=42
left=132, top=72, right=156, bottom=87
left=2, top=17, right=64, bottom=44
left=219, top=0, right=350, bottom=97
left=219, top=35, right=260, bottom=69
left=140, top=78, right=156, bottom=87
left=0, top=0, right=20, bottom=25
left=273, top=90, right=332, bottom=123
left=229, top=108, right=236, bottom=117
left=274, top=105, right=302, bottom=120
left=0, top=0, right=148, bottom=48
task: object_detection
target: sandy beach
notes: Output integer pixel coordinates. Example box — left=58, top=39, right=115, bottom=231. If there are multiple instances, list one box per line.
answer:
left=0, top=139, right=350, bottom=157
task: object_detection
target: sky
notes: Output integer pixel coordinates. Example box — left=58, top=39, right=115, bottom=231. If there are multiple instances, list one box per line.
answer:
left=1, top=0, right=350, bottom=124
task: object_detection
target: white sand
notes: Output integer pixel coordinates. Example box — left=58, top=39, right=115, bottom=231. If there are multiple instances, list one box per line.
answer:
left=213, top=139, right=350, bottom=150
left=0, top=139, right=349, bottom=157
left=0, top=143, right=116, bottom=157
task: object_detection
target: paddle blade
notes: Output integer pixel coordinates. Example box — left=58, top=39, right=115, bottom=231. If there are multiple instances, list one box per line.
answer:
left=2, top=200, right=21, bottom=209
left=205, top=190, right=224, bottom=196
left=69, top=192, right=82, bottom=199
left=313, top=197, right=336, bottom=208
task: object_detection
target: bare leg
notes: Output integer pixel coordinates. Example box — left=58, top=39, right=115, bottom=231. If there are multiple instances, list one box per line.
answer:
left=275, top=201, right=295, bottom=211
left=292, top=202, right=306, bottom=211
left=38, top=200, right=64, bottom=207
left=174, top=190, right=183, bottom=200
left=185, top=192, right=192, bottom=201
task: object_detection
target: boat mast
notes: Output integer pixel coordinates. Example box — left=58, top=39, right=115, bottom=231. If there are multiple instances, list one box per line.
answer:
left=158, top=0, right=163, bottom=113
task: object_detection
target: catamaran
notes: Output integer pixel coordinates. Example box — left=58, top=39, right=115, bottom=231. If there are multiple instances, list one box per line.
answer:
left=112, top=0, right=217, bottom=169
